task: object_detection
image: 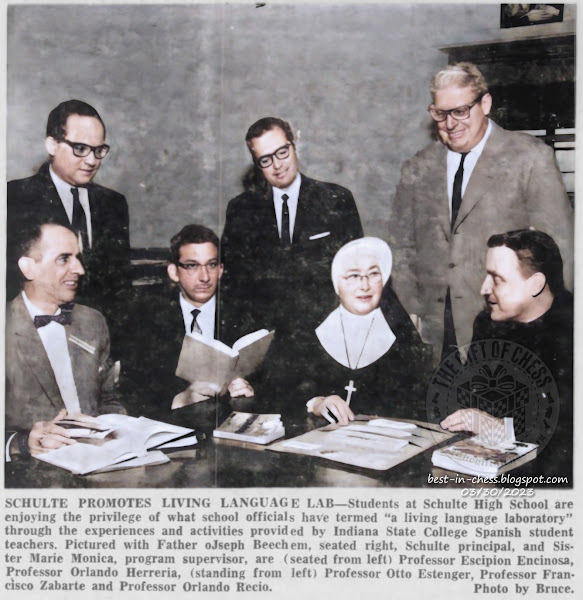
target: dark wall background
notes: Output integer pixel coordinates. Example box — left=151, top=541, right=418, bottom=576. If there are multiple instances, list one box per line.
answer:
left=6, top=3, right=576, bottom=247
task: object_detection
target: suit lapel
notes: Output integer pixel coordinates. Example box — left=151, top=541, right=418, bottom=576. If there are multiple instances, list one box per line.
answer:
left=293, top=175, right=320, bottom=246
left=11, top=296, right=63, bottom=408
left=293, top=175, right=311, bottom=243
left=87, top=185, right=100, bottom=237
left=264, top=188, right=280, bottom=244
left=454, top=121, right=500, bottom=232
left=67, top=308, right=95, bottom=406
left=38, top=163, right=71, bottom=226
left=431, top=151, right=452, bottom=241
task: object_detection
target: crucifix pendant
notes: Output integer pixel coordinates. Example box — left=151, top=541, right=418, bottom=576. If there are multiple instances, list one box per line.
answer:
left=344, top=380, right=357, bottom=407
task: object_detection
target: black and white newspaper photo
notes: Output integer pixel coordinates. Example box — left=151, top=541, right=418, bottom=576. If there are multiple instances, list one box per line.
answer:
left=2, top=1, right=580, bottom=598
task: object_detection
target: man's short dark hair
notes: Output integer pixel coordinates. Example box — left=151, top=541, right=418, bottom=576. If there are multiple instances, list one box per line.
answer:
left=16, top=219, right=76, bottom=259
left=242, top=118, right=295, bottom=197
left=487, top=229, right=564, bottom=295
left=46, top=100, right=106, bottom=141
left=170, top=224, right=219, bottom=264
left=245, top=117, right=294, bottom=152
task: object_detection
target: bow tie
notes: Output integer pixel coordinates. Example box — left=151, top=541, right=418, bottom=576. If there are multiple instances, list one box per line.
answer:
left=34, top=303, right=75, bottom=328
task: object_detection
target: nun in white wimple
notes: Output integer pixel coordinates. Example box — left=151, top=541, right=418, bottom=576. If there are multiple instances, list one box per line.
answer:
left=305, top=237, right=428, bottom=425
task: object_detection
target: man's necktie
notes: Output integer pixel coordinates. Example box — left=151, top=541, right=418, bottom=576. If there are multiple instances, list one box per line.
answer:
left=71, top=187, right=89, bottom=251
left=190, top=308, right=202, bottom=334
left=34, top=303, right=74, bottom=328
left=451, top=153, right=468, bottom=231
left=281, top=193, right=291, bottom=247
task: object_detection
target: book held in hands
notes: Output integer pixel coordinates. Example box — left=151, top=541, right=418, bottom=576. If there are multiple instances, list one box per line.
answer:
left=176, top=329, right=274, bottom=394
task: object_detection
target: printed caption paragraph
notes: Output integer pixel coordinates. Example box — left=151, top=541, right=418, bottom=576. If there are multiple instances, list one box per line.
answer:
left=2, top=492, right=576, bottom=597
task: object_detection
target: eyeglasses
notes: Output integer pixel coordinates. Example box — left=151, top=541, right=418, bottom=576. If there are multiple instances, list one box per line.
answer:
left=61, top=139, right=110, bottom=159
left=428, top=95, right=484, bottom=122
left=255, top=143, right=293, bottom=169
left=176, top=260, right=220, bottom=272
left=342, top=271, right=383, bottom=286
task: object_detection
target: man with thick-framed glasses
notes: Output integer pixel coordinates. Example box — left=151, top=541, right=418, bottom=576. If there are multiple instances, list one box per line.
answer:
left=221, top=117, right=363, bottom=360
left=122, top=224, right=253, bottom=420
left=388, top=62, right=573, bottom=364
left=7, top=99, right=131, bottom=357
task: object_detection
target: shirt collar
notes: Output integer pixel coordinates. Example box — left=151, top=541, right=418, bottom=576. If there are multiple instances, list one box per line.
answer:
left=447, top=118, right=492, bottom=161
left=179, top=292, right=216, bottom=316
left=49, top=164, right=79, bottom=197
left=273, top=172, right=301, bottom=200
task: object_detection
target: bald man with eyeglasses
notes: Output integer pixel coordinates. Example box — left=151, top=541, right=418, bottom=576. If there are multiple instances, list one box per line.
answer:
left=7, top=100, right=131, bottom=357
left=388, top=62, right=573, bottom=363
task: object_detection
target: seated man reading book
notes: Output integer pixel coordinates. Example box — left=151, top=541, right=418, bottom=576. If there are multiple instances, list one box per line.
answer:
left=123, top=224, right=254, bottom=419
left=6, top=222, right=126, bottom=461
left=440, top=230, right=573, bottom=476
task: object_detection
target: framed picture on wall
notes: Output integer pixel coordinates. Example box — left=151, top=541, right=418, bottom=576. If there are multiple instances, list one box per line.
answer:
left=501, top=4, right=564, bottom=28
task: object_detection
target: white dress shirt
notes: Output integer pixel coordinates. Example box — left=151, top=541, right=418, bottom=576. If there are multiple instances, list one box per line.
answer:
left=272, top=172, right=301, bottom=242
left=179, top=294, right=216, bottom=340
left=446, top=119, right=492, bottom=219
left=22, top=292, right=82, bottom=414
left=6, top=292, right=81, bottom=462
left=49, top=165, right=93, bottom=247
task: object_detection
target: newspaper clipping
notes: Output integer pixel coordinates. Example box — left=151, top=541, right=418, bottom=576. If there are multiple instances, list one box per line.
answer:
left=2, top=2, right=579, bottom=599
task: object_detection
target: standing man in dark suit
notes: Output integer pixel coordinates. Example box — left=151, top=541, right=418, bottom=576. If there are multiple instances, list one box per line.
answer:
left=123, top=224, right=253, bottom=421
left=7, top=100, right=131, bottom=354
left=220, top=117, right=364, bottom=349
left=6, top=222, right=125, bottom=461
left=388, top=63, right=573, bottom=362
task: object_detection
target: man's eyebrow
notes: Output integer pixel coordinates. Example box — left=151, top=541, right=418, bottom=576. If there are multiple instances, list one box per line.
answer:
left=58, top=253, right=73, bottom=260
left=486, top=269, right=503, bottom=278
left=258, top=144, right=288, bottom=158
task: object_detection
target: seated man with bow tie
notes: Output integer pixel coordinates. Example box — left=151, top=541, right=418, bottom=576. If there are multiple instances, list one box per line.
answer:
left=122, top=224, right=253, bottom=419
left=5, top=221, right=126, bottom=461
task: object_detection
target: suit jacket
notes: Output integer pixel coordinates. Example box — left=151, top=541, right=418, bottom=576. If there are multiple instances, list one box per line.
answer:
left=7, top=162, right=131, bottom=309
left=388, top=121, right=573, bottom=355
left=220, top=174, right=363, bottom=345
left=121, top=289, right=223, bottom=421
left=5, top=294, right=125, bottom=435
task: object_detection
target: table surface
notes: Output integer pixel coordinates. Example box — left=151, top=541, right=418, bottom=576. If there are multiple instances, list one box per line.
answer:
left=5, top=399, right=571, bottom=489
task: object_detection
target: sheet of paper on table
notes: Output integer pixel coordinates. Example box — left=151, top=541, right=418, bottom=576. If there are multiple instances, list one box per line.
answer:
left=269, top=417, right=455, bottom=471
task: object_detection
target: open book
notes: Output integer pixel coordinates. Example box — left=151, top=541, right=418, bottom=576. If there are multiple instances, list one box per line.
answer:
left=269, top=417, right=454, bottom=470
left=214, top=412, right=285, bottom=445
left=175, top=329, right=274, bottom=393
left=36, top=414, right=196, bottom=475
left=432, top=437, right=538, bottom=477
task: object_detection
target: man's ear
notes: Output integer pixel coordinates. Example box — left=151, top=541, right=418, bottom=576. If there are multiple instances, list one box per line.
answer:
left=529, top=272, right=547, bottom=298
left=18, top=257, right=36, bottom=281
left=481, top=93, right=493, bottom=117
left=45, top=136, right=58, bottom=156
left=167, top=263, right=179, bottom=283
left=218, top=263, right=224, bottom=280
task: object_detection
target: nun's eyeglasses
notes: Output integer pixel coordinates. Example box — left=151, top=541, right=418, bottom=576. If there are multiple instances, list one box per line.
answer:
left=342, top=271, right=382, bottom=286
